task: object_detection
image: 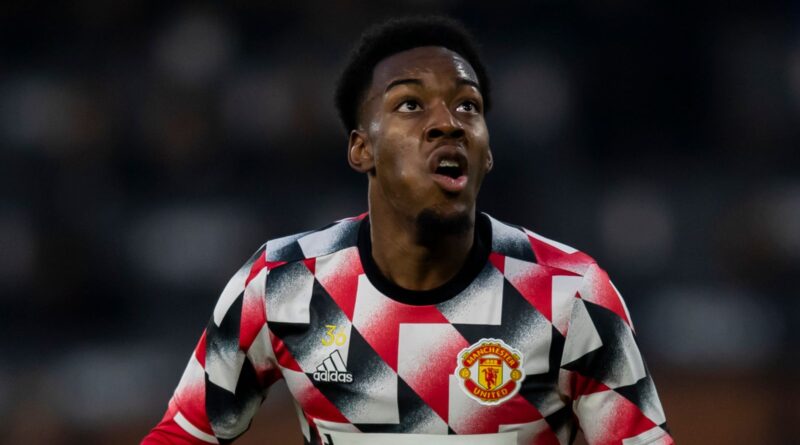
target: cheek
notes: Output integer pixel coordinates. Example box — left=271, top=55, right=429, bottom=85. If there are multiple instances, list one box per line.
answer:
left=374, top=129, right=420, bottom=179
left=472, top=121, right=490, bottom=146
left=470, top=125, right=491, bottom=168
left=381, top=150, right=417, bottom=189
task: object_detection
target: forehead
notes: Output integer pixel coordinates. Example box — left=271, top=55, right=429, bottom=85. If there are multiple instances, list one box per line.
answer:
left=370, top=46, right=479, bottom=91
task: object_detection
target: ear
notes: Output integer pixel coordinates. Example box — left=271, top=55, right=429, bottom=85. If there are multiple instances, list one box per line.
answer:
left=485, top=147, right=494, bottom=172
left=348, top=129, right=375, bottom=174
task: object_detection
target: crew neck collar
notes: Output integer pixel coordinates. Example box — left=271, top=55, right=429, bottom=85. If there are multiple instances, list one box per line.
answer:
left=357, top=213, right=492, bottom=306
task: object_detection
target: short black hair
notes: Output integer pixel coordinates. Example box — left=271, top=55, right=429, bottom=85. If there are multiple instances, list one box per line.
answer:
left=334, top=16, right=491, bottom=134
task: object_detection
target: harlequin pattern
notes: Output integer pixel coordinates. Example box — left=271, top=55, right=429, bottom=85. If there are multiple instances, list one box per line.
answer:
left=143, top=213, right=672, bottom=445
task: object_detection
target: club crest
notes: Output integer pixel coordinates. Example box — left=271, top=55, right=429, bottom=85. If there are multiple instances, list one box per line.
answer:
left=455, top=338, right=525, bottom=405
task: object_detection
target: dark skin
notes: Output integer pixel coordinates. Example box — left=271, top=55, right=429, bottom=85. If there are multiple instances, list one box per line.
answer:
left=348, top=46, right=493, bottom=291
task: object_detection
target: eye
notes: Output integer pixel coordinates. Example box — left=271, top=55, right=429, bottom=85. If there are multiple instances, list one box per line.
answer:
left=396, top=100, right=422, bottom=113
left=456, top=100, right=480, bottom=113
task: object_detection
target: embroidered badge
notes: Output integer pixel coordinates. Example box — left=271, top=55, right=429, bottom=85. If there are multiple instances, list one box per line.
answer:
left=455, top=338, right=525, bottom=405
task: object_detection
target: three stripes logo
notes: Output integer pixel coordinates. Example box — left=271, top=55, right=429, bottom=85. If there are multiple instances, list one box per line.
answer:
left=312, top=350, right=353, bottom=383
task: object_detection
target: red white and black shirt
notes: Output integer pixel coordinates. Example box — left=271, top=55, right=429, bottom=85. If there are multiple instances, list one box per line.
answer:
left=143, top=213, right=673, bottom=445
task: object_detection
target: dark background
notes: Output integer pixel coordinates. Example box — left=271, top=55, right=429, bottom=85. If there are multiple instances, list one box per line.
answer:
left=1, top=1, right=798, bottom=444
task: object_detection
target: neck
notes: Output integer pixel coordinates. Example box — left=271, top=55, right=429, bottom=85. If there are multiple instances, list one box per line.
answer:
left=367, top=196, right=475, bottom=292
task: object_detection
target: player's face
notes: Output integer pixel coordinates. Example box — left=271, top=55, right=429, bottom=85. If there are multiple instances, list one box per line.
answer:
left=351, top=46, right=492, bottom=227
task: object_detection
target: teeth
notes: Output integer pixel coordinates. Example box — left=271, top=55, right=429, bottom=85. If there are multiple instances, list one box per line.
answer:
left=438, top=159, right=459, bottom=168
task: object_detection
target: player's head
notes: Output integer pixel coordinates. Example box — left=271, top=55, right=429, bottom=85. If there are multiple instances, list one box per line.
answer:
left=335, top=16, right=491, bottom=135
left=336, top=16, right=493, bottom=235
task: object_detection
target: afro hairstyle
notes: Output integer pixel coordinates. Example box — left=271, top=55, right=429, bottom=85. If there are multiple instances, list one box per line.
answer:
left=334, top=16, right=491, bottom=134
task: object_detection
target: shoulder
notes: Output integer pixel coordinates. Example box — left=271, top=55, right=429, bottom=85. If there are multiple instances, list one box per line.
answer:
left=485, top=213, right=633, bottom=328
left=262, top=213, right=367, bottom=268
left=485, top=213, right=595, bottom=275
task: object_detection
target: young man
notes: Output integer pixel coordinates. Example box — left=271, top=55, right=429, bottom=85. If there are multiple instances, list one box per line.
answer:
left=143, top=17, right=673, bottom=445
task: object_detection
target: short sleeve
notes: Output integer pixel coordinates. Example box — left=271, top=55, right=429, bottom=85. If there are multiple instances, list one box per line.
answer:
left=559, top=263, right=673, bottom=445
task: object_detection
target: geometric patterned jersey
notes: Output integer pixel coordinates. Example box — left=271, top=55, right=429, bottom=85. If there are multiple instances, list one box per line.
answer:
left=142, top=212, right=674, bottom=445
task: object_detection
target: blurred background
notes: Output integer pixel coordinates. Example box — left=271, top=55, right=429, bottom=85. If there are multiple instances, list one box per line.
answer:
left=1, top=1, right=798, bottom=444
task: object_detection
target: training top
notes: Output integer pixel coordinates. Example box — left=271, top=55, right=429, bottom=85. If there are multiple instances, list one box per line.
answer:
left=142, top=213, right=673, bottom=445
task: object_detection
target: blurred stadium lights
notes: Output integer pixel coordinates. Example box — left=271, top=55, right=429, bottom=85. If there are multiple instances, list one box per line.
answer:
left=599, top=183, right=675, bottom=276
left=642, top=284, right=783, bottom=370
left=1, top=2, right=798, bottom=443
left=1, top=78, right=88, bottom=153
left=152, top=10, right=238, bottom=89
left=0, top=210, right=37, bottom=290
left=221, top=69, right=296, bottom=144
left=44, top=346, right=176, bottom=428
left=761, top=181, right=800, bottom=261
left=126, top=203, right=260, bottom=288
left=494, top=52, right=573, bottom=146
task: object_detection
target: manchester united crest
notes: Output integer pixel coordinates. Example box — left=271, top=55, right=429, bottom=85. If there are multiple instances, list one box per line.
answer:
left=455, top=338, right=525, bottom=405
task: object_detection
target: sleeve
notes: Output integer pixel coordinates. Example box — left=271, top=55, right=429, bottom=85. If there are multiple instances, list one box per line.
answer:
left=559, top=263, right=674, bottom=445
left=143, top=244, right=283, bottom=444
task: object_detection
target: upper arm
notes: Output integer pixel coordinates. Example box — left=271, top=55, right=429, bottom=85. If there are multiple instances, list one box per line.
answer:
left=144, top=244, right=282, bottom=444
left=559, top=264, right=673, bottom=445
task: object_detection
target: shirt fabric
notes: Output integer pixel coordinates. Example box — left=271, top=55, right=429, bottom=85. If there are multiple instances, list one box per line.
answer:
left=143, top=212, right=673, bottom=445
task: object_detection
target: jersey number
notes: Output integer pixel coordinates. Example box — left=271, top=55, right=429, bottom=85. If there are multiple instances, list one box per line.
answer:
left=321, top=324, right=347, bottom=346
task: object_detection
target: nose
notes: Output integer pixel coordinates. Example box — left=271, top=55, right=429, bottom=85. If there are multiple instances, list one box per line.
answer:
left=424, top=102, right=465, bottom=141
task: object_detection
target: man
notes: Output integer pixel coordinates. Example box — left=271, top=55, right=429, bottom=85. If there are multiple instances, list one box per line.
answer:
left=143, top=16, right=673, bottom=445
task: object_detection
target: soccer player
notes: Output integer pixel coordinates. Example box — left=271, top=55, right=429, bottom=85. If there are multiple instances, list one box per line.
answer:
left=143, top=16, right=673, bottom=445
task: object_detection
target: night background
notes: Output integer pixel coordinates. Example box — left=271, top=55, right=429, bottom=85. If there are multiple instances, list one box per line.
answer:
left=1, top=1, right=798, bottom=444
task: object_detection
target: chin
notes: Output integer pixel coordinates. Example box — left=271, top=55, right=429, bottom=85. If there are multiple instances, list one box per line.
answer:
left=415, top=207, right=472, bottom=240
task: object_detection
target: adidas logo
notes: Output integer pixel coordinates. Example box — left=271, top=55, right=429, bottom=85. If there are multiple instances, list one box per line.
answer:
left=312, top=350, right=353, bottom=383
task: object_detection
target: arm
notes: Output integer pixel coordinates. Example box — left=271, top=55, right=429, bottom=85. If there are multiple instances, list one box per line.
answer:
left=144, top=400, right=215, bottom=445
left=560, top=263, right=673, bottom=445
left=143, top=245, right=282, bottom=444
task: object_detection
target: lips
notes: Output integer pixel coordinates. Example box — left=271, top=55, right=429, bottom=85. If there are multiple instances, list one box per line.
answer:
left=428, top=145, right=468, bottom=193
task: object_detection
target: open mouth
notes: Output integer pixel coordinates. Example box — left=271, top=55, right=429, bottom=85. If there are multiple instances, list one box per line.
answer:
left=434, top=159, right=465, bottom=179
left=429, top=149, right=469, bottom=193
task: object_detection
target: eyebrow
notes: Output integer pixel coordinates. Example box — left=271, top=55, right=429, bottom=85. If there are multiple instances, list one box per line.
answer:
left=457, top=78, right=481, bottom=90
left=384, top=77, right=481, bottom=93
left=384, top=78, right=422, bottom=93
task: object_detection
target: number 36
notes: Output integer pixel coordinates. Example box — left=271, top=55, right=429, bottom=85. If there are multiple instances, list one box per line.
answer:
left=321, top=324, right=347, bottom=346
